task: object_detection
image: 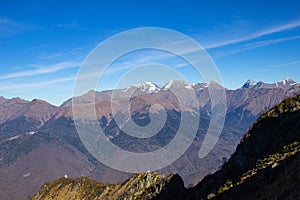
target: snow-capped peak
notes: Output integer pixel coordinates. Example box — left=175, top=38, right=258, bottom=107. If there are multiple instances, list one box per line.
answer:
left=133, top=82, right=160, bottom=93
left=163, top=80, right=176, bottom=90
left=279, top=77, right=295, bottom=86
left=241, top=78, right=297, bottom=89
left=162, top=80, right=194, bottom=90
left=242, top=79, right=257, bottom=89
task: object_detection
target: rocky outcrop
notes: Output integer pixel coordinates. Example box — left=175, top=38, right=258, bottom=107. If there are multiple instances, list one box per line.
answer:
left=30, top=172, right=186, bottom=200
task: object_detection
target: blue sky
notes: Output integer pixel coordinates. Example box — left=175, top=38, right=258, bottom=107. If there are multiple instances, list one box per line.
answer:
left=0, top=0, right=300, bottom=105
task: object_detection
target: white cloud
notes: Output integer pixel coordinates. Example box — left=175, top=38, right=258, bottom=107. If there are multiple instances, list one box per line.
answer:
left=103, top=51, right=178, bottom=74
left=0, top=76, right=75, bottom=90
left=257, top=60, right=300, bottom=72
left=56, top=22, right=79, bottom=28
left=205, top=20, right=300, bottom=49
left=268, top=60, right=300, bottom=68
left=242, top=35, right=300, bottom=48
left=219, top=35, right=300, bottom=56
left=0, top=17, right=35, bottom=38
left=0, top=61, right=80, bottom=80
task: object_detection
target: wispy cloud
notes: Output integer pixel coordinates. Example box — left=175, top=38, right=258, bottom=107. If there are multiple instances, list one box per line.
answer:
left=102, top=51, right=177, bottom=75
left=0, top=61, right=80, bottom=80
left=259, top=59, right=300, bottom=71
left=174, top=62, right=190, bottom=68
left=257, top=60, right=300, bottom=73
left=242, top=35, right=300, bottom=48
left=68, top=19, right=300, bottom=75
left=0, top=17, right=35, bottom=38
left=205, top=20, right=300, bottom=49
left=267, top=60, right=300, bottom=68
left=56, top=22, right=79, bottom=28
left=0, top=76, right=75, bottom=90
left=55, top=22, right=110, bottom=32
left=220, top=35, right=300, bottom=56
left=38, top=45, right=93, bottom=60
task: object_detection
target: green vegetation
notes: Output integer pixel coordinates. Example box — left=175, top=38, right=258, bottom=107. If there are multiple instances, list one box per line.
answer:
left=29, top=172, right=179, bottom=200
left=242, top=95, right=300, bottom=141
left=29, top=176, right=115, bottom=200
left=119, top=172, right=172, bottom=199
left=260, top=95, right=300, bottom=120
left=210, top=140, right=300, bottom=199
left=255, top=141, right=299, bottom=169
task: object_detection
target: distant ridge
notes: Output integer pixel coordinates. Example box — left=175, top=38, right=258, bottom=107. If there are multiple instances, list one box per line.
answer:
left=242, top=77, right=296, bottom=89
left=0, top=78, right=300, bottom=199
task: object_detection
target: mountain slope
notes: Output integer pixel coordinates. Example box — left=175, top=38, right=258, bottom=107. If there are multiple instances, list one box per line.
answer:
left=0, top=79, right=300, bottom=199
left=214, top=143, right=300, bottom=200
left=191, top=95, right=300, bottom=199
left=31, top=94, right=300, bottom=200
left=0, top=98, right=60, bottom=140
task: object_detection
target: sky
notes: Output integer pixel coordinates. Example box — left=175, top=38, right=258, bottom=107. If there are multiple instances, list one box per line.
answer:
left=0, top=0, right=300, bottom=105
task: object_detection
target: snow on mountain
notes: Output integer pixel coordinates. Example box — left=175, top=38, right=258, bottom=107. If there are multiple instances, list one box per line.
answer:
left=242, top=79, right=257, bottom=89
left=278, top=77, right=295, bottom=86
left=162, top=80, right=225, bottom=91
left=162, top=80, right=175, bottom=90
left=242, top=78, right=297, bottom=89
left=162, top=80, right=194, bottom=90
left=121, top=78, right=296, bottom=94
left=132, top=81, right=160, bottom=93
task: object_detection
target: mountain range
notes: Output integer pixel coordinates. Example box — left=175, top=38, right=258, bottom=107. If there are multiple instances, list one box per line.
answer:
left=30, top=94, right=300, bottom=199
left=0, top=78, right=299, bottom=199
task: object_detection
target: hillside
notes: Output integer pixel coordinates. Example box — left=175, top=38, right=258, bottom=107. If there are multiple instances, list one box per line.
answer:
left=30, top=95, right=300, bottom=200
left=213, top=146, right=300, bottom=200
left=29, top=172, right=186, bottom=200
left=191, top=95, right=300, bottom=199
left=0, top=98, right=60, bottom=140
